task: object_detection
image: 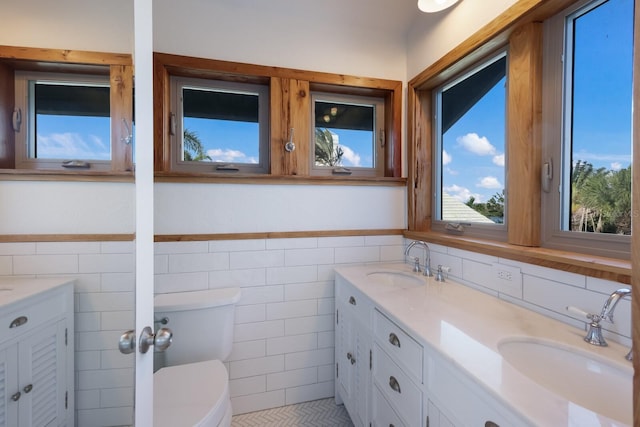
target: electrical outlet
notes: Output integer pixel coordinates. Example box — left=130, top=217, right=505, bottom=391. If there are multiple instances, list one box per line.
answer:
left=490, top=263, right=523, bottom=298
left=497, top=270, right=512, bottom=281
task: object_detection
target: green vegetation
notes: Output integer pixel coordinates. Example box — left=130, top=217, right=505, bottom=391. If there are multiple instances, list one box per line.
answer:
left=465, top=190, right=504, bottom=223
left=183, top=129, right=211, bottom=161
left=315, top=128, right=343, bottom=166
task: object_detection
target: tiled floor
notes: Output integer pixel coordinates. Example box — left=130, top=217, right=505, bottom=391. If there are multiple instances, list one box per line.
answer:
left=231, top=398, right=354, bottom=427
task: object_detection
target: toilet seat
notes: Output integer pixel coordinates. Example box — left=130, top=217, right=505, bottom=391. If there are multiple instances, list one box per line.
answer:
left=154, top=359, right=231, bottom=427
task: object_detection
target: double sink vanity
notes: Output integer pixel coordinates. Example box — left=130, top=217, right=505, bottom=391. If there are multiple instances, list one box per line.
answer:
left=334, top=263, right=632, bottom=427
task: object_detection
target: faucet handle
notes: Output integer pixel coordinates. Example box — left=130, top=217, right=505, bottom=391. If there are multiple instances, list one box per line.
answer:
left=411, top=257, right=421, bottom=273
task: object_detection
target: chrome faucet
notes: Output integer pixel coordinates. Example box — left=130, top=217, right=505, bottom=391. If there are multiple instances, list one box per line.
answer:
left=404, top=240, right=432, bottom=276
left=601, top=288, right=632, bottom=361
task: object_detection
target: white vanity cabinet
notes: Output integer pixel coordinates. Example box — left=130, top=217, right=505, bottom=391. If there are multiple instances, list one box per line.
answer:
left=0, top=279, right=74, bottom=427
left=335, top=275, right=372, bottom=427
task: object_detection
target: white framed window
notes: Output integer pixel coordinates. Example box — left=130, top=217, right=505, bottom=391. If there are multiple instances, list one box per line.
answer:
left=542, top=0, right=633, bottom=258
left=170, top=76, right=269, bottom=174
left=432, top=50, right=508, bottom=238
left=311, top=92, right=384, bottom=177
left=14, top=72, right=111, bottom=171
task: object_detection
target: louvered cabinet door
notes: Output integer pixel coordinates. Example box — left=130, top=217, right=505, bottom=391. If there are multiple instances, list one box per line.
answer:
left=17, top=320, right=67, bottom=427
left=0, top=345, right=19, bottom=427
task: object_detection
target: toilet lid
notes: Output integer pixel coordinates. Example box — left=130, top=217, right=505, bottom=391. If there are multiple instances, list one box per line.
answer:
left=154, top=359, right=229, bottom=427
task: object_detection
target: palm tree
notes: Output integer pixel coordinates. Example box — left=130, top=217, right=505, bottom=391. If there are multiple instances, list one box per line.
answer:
left=315, top=128, right=344, bottom=166
left=183, top=129, right=211, bottom=161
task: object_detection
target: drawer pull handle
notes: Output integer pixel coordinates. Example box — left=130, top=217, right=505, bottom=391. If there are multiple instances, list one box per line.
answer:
left=389, top=376, right=401, bottom=394
left=485, top=422, right=500, bottom=427
left=11, top=391, right=20, bottom=402
left=388, top=332, right=401, bottom=348
left=348, top=296, right=356, bottom=305
left=10, top=316, right=28, bottom=328
left=347, top=352, right=356, bottom=365
left=23, top=384, right=33, bottom=394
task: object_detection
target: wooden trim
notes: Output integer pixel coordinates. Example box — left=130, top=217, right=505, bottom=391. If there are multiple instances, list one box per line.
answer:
left=0, top=45, right=131, bottom=66
left=154, top=172, right=406, bottom=186
left=155, top=229, right=405, bottom=242
left=388, top=81, right=404, bottom=177
left=407, top=87, right=432, bottom=232
left=0, top=61, right=14, bottom=169
left=0, top=170, right=134, bottom=182
left=110, top=65, right=134, bottom=172
left=506, top=22, right=542, bottom=246
left=406, top=231, right=631, bottom=284
left=0, top=234, right=134, bottom=242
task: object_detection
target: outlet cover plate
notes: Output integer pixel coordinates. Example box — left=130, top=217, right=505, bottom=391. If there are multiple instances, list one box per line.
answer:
left=490, top=263, right=523, bottom=298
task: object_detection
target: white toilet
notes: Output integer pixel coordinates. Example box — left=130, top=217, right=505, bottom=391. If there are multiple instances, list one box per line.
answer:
left=153, top=287, right=241, bottom=427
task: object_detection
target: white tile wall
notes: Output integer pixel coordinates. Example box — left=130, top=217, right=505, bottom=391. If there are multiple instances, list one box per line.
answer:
left=0, top=235, right=630, bottom=423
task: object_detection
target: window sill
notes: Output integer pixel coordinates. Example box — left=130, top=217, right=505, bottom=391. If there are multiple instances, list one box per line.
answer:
left=404, top=231, right=631, bottom=285
left=0, top=169, right=134, bottom=182
left=154, top=172, right=407, bottom=186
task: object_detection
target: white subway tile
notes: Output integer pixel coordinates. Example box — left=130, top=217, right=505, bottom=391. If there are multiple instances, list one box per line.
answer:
left=101, top=311, right=134, bottom=331
left=77, top=368, right=133, bottom=390
left=230, top=375, right=266, bottom=397
left=285, top=348, right=334, bottom=370
left=101, top=387, right=134, bottom=407
left=154, top=254, right=169, bottom=274
left=317, top=265, right=338, bottom=281
left=231, top=390, right=285, bottom=415
left=267, top=367, right=317, bottom=391
left=284, top=248, right=334, bottom=266
left=229, top=340, right=266, bottom=361
left=72, top=274, right=101, bottom=293
left=318, top=364, right=334, bottom=382
left=155, top=241, right=208, bottom=254
left=519, top=263, right=586, bottom=288
left=230, top=250, right=284, bottom=269
left=79, top=253, right=134, bottom=274
left=78, top=291, right=134, bottom=313
left=428, top=252, right=463, bottom=279
left=100, top=241, right=135, bottom=254
left=586, top=277, right=629, bottom=295
left=238, top=285, right=284, bottom=305
left=0, top=257, right=11, bottom=275
left=229, top=355, right=285, bottom=379
left=76, top=389, right=100, bottom=409
left=448, top=247, right=499, bottom=264
left=77, top=407, right=133, bottom=427
left=266, top=333, right=317, bottom=355
left=76, top=351, right=101, bottom=371
left=209, top=268, right=266, bottom=288
left=380, top=245, right=404, bottom=262
left=285, top=281, right=333, bottom=301
left=101, top=272, right=135, bottom=292
left=285, top=315, right=334, bottom=336
left=210, top=239, right=266, bottom=252
left=334, top=246, right=379, bottom=264
left=76, top=312, right=101, bottom=332
left=101, top=349, right=134, bottom=369
left=236, top=304, right=266, bottom=324
left=462, top=260, right=497, bottom=292
left=13, top=254, right=78, bottom=275
left=318, top=331, right=335, bottom=349
left=154, top=272, right=208, bottom=293
left=267, top=265, right=318, bottom=285
left=267, top=238, right=318, bottom=250
left=267, top=300, right=317, bottom=320
left=169, top=252, right=229, bottom=273
left=76, top=330, right=124, bottom=351
left=235, top=320, right=284, bottom=342
left=36, top=242, right=100, bottom=254
left=365, top=235, right=404, bottom=246
left=317, top=298, right=335, bottom=315
left=318, top=236, right=365, bottom=248
left=285, top=380, right=334, bottom=405
left=0, top=242, right=35, bottom=255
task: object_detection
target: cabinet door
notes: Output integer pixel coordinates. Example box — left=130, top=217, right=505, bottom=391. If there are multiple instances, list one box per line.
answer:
left=0, top=345, right=19, bottom=427
left=336, top=306, right=355, bottom=414
left=18, top=320, right=67, bottom=427
left=353, top=319, right=370, bottom=427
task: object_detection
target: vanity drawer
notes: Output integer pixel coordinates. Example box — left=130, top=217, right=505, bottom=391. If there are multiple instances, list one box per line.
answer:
left=373, top=343, right=422, bottom=427
left=373, top=309, right=423, bottom=382
left=373, top=385, right=407, bottom=427
left=336, top=274, right=371, bottom=324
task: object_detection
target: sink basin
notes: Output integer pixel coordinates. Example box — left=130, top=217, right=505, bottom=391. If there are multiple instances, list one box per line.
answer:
left=366, top=271, right=424, bottom=288
left=498, top=337, right=632, bottom=424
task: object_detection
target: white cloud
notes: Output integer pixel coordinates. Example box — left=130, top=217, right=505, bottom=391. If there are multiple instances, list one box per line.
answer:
left=457, top=133, right=496, bottom=156
left=446, top=167, right=458, bottom=176
left=207, top=148, right=258, bottom=164
left=444, top=184, right=483, bottom=203
left=611, top=162, right=622, bottom=171
left=37, top=132, right=110, bottom=160
left=492, top=154, right=505, bottom=166
left=477, top=176, right=502, bottom=189
left=340, top=145, right=361, bottom=167
left=442, top=149, right=452, bottom=165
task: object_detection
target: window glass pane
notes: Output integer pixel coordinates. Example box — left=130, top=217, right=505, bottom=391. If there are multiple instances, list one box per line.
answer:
left=565, top=0, right=633, bottom=235
left=438, top=54, right=507, bottom=224
left=182, top=87, right=260, bottom=164
left=314, top=100, right=375, bottom=168
left=32, top=82, right=110, bottom=160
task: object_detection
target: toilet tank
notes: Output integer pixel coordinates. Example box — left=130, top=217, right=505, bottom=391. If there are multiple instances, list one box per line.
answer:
left=154, top=287, right=241, bottom=367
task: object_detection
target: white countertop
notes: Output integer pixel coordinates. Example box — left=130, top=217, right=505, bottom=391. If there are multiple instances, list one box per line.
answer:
left=335, top=263, right=632, bottom=427
left=0, top=277, right=75, bottom=308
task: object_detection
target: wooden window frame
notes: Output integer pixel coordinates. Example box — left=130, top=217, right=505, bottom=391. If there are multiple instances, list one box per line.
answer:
left=153, top=52, right=403, bottom=182
left=0, top=45, right=133, bottom=179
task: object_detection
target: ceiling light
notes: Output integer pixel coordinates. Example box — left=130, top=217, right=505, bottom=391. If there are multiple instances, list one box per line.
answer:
left=417, top=0, right=460, bottom=13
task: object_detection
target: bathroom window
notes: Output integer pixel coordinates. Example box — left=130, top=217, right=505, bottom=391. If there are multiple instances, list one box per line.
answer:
left=14, top=72, right=112, bottom=171
left=170, top=77, right=269, bottom=174
left=541, top=0, right=633, bottom=257
left=311, top=92, right=385, bottom=177
left=432, top=51, right=507, bottom=238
